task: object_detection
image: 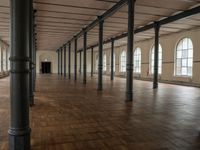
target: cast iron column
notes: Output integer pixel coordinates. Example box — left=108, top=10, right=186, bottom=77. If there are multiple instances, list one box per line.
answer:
left=98, top=17, right=104, bottom=91
left=57, top=50, right=60, bottom=74
left=91, top=47, right=93, bottom=77
left=29, top=0, right=34, bottom=106
left=153, top=22, right=160, bottom=89
left=1, top=46, right=3, bottom=72
left=33, top=10, right=37, bottom=91
left=126, top=0, right=135, bottom=101
left=9, top=0, right=31, bottom=149
left=74, top=38, right=77, bottom=81
left=79, top=51, right=82, bottom=74
left=64, top=45, right=66, bottom=78
left=83, top=30, right=87, bottom=84
left=68, top=42, right=71, bottom=79
left=60, top=47, right=63, bottom=76
left=6, top=48, right=8, bottom=71
left=111, top=38, right=114, bottom=81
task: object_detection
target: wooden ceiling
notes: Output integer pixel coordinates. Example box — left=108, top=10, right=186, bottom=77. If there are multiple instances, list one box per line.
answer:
left=0, top=0, right=200, bottom=51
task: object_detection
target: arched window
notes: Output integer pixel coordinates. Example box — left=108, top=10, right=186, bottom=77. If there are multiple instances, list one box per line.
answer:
left=175, top=38, right=193, bottom=76
left=150, top=44, right=162, bottom=74
left=120, top=50, right=126, bottom=72
left=134, top=47, right=141, bottom=73
left=103, top=54, right=106, bottom=71
left=95, top=55, right=98, bottom=71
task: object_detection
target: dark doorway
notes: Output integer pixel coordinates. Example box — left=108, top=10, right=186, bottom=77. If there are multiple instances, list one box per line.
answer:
left=41, top=62, right=51, bottom=74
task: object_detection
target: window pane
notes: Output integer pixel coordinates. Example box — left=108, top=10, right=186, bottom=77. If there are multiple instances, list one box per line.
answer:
left=188, top=39, right=193, bottom=49
left=182, top=59, right=187, bottom=67
left=177, top=51, right=182, bottom=58
left=183, top=38, right=188, bottom=49
left=188, top=67, right=192, bottom=76
left=177, top=67, right=181, bottom=75
left=177, top=59, right=181, bottom=67
left=175, top=38, right=193, bottom=76
left=188, top=59, right=192, bottom=67
left=177, top=42, right=182, bottom=50
left=182, top=67, right=187, bottom=75
left=188, top=50, right=193, bottom=58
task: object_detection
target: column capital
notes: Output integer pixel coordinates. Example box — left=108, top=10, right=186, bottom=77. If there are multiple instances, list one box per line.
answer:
left=154, top=21, right=160, bottom=30
left=97, top=16, right=104, bottom=23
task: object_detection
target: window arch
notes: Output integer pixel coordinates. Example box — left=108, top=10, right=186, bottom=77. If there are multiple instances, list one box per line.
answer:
left=103, top=53, right=106, bottom=71
left=134, top=47, right=141, bottom=73
left=175, top=38, right=193, bottom=76
left=150, top=44, right=162, bottom=74
left=120, top=50, right=126, bottom=72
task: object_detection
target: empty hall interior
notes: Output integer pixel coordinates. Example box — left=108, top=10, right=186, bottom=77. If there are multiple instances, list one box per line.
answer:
left=0, top=0, right=200, bottom=149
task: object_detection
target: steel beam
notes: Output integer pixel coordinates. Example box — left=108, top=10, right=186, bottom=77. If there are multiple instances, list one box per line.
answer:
left=110, top=38, right=114, bottom=81
left=83, top=30, right=87, bottom=84
left=69, top=0, right=127, bottom=43
left=9, top=0, right=31, bottom=149
left=126, top=0, right=135, bottom=101
left=153, top=22, right=160, bottom=89
left=77, top=5, right=200, bottom=53
left=98, top=17, right=104, bottom=91
left=68, top=42, right=71, bottom=79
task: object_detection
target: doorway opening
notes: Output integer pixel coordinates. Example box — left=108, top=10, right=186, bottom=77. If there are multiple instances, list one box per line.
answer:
left=41, top=62, right=51, bottom=74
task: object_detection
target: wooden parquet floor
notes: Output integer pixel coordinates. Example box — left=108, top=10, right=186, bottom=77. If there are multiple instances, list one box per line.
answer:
left=1, top=74, right=200, bottom=150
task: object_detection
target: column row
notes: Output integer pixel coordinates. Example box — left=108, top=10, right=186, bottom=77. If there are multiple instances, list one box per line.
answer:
left=56, top=0, right=160, bottom=101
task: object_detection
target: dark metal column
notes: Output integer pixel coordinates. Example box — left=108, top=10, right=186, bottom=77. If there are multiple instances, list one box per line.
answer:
left=98, top=17, right=104, bottom=91
left=83, top=30, right=87, bottom=84
left=6, top=48, right=8, bottom=71
left=33, top=10, right=37, bottom=92
left=153, top=22, right=160, bottom=89
left=126, top=0, right=135, bottom=101
left=57, top=50, right=60, bottom=75
left=111, top=38, right=114, bottom=81
left=64, top=45, right=66, bottom=78
left=68, top=42, right=71, bottom=79
left=60, top=48, right=63, bottom=76
left=1, top=46, right=3, bottom=72
left=29, top=0, right=34, bottom=106
left=91, top=47, right=94, bottom=77
left=74, top=38, right=77, bottom=81
left=79, top=51, right=82, bottom=74
left=9, top=0, right=31, bottom=149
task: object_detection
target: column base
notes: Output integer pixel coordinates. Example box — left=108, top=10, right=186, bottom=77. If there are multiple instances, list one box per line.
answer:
left=126, top=92, right=133, bottom=101
left=30, top=94, right=34, bottom=107
left=97, top=86, right=102, bottom=91
left=8, top=128, right=31, bottom=150
left=153, top=84, right=158, bottom=89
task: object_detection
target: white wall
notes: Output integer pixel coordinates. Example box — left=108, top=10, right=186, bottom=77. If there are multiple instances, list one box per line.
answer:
left=36, top=27, right=200, bottom=86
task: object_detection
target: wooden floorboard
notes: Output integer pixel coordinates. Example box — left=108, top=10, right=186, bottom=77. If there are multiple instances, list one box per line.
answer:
left=0, top=74, right=200, bottom=149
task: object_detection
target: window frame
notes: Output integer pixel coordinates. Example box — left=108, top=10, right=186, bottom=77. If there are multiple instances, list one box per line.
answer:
left=174, top=37, right=193, bottom=77
left=120, top=50, right=126, bottom=73
left=133, top=47, right=142, bottom=74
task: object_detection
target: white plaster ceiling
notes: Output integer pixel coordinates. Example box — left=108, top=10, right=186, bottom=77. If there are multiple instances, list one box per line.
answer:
left=0, top=0, right=200, bottom=52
